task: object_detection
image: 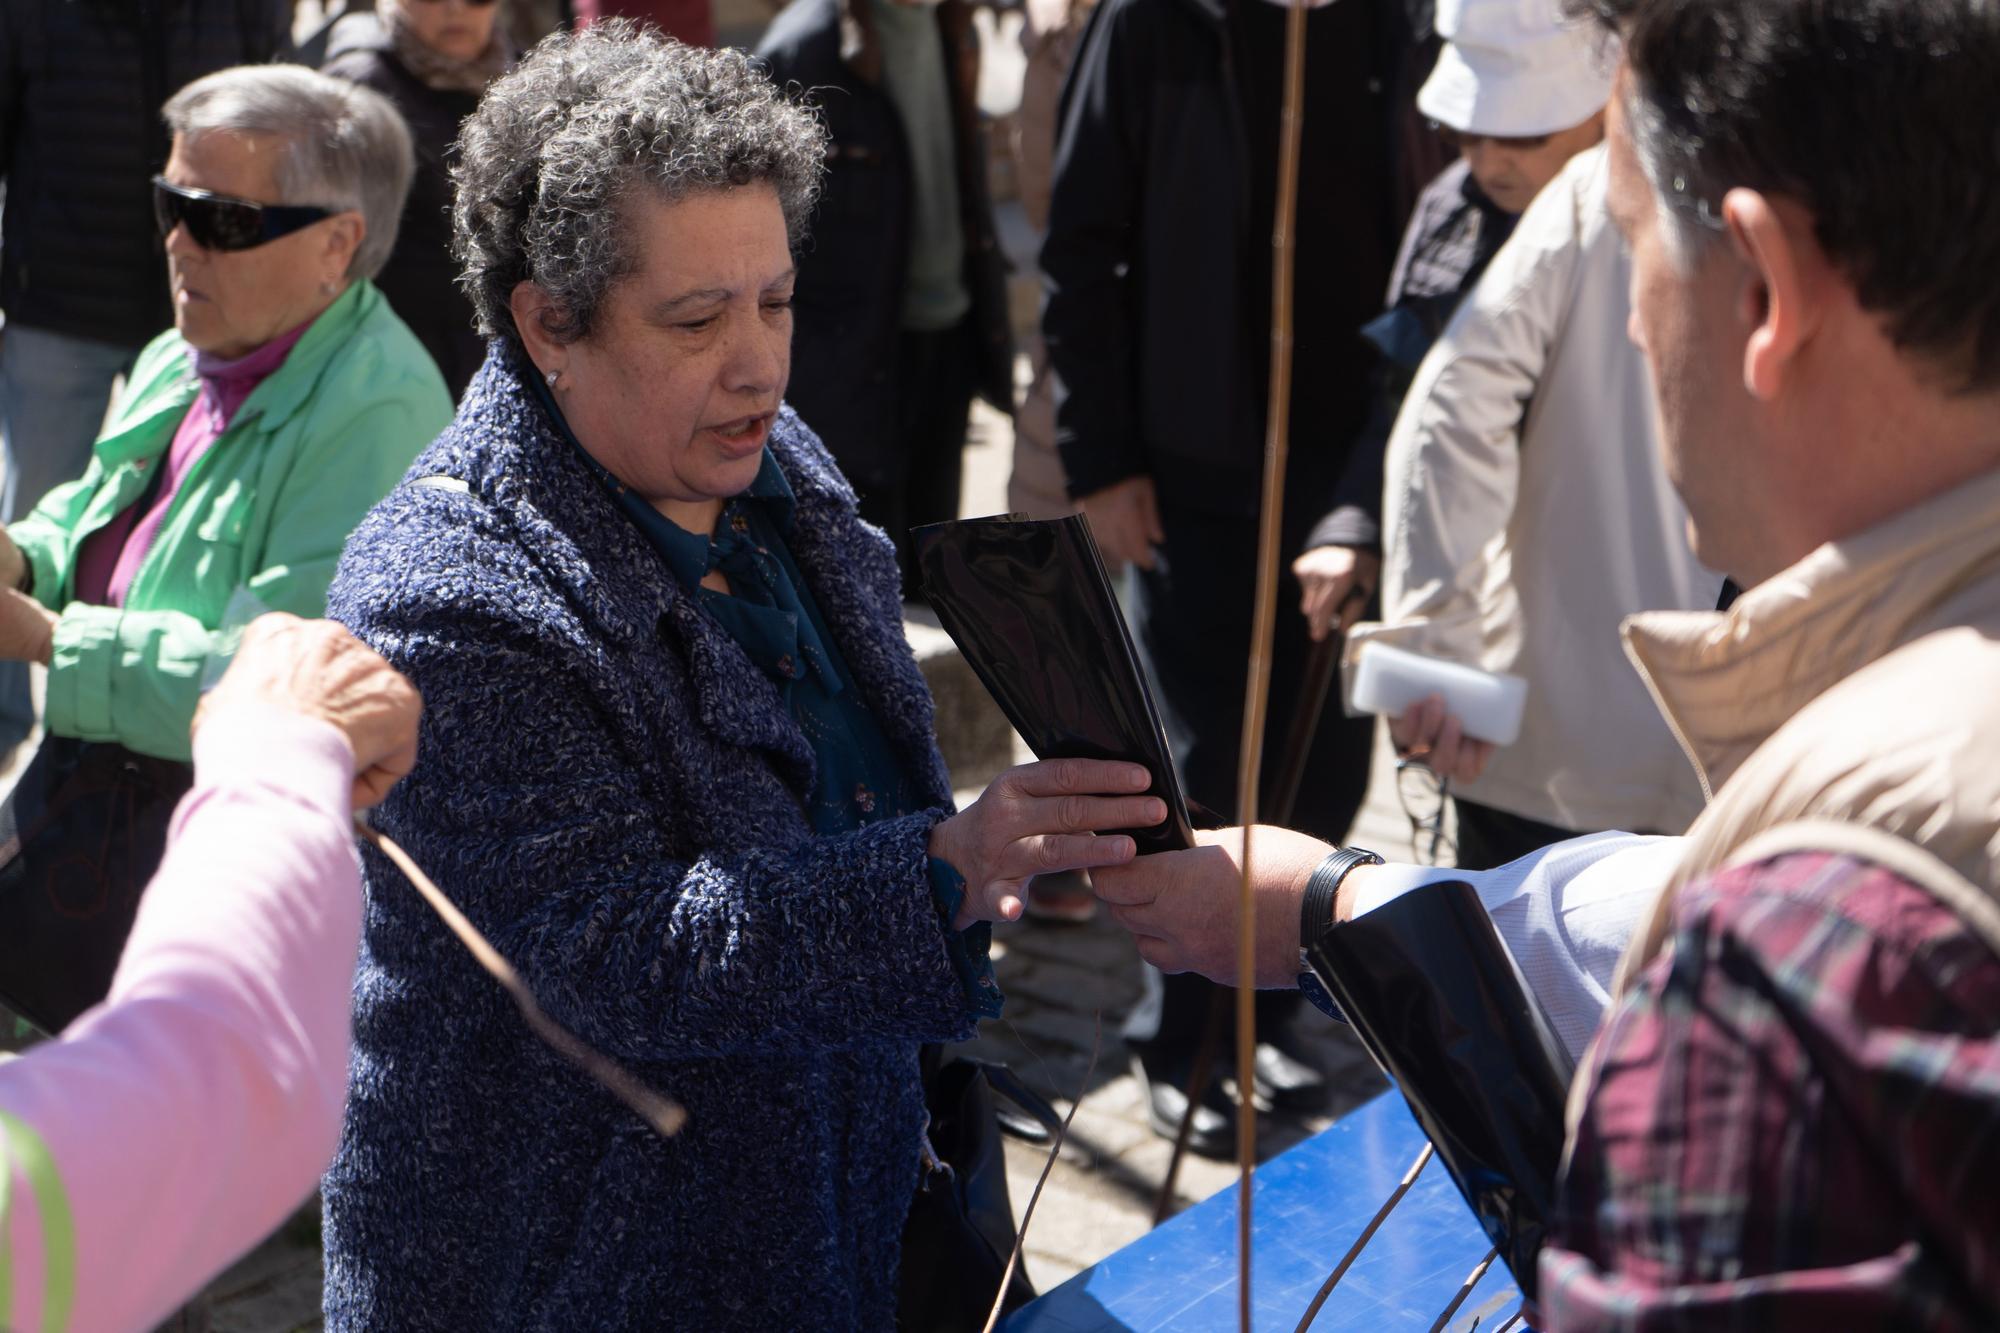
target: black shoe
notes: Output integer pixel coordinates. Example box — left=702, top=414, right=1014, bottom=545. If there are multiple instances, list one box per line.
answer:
left=1133, top=1052, right=1237, bottom=1160
left=1252, top=1038, right=1329, bottom=1113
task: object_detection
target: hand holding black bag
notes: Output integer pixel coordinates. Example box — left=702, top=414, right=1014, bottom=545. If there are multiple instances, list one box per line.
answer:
left=901, top=514, right=1187, bottom=1330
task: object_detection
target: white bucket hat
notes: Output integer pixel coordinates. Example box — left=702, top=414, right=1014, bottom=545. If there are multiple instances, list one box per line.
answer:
left=1416, top=0, right=1615, bottom=138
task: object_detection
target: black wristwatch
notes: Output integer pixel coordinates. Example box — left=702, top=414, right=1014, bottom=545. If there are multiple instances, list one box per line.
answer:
left=1297, top=845, right=1384, bottom=958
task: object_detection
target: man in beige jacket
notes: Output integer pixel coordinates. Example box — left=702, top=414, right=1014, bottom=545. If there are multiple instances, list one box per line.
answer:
left=1096, top=0, right=2000, bottom=1322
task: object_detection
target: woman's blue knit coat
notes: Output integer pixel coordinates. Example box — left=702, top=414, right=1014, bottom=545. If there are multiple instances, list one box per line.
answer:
left=320, top=343, right=978, bottom=1329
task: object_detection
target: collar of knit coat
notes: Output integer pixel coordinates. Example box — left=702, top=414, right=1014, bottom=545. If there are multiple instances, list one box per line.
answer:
left=435, top=338, right=954, bottom=805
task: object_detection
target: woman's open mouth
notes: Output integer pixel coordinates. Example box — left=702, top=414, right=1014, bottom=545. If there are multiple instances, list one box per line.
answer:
left=707, top=413, right=773, bottom=455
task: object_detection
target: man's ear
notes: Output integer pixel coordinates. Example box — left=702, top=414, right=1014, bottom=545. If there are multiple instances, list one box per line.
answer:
left=1722, top=187, right=1818, bottom=401
left=509, top=281, right=564, bottom=376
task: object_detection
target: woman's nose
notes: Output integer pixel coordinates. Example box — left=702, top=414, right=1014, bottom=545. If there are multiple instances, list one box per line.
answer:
left=722, top=323, right=786, bottom=396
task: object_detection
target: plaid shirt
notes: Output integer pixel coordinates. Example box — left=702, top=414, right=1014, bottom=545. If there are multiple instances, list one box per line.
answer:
left=1541, top=851, right=2000, bottom=1331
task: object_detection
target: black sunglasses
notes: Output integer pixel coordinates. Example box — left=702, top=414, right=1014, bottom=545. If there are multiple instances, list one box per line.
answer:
left=152, top=176, right=336, bottom=252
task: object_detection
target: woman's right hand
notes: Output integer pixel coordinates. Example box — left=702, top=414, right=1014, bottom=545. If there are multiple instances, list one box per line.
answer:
left=929, top=758, right=1166, bottom=928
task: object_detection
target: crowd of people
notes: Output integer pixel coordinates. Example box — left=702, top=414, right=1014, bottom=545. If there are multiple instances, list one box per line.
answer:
left=0, top=0, right=1995, bottom=1329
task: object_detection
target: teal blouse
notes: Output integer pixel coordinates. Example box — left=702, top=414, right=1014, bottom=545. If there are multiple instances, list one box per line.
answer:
left=537, top=384, right=999, bottom=1018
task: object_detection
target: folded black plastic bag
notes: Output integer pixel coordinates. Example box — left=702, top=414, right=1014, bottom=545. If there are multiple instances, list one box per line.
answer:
left=1305, top=880, right=1574, bottom=1303
left=912, top=514, right=1194, bottom=854
left=0, top=737, right=193, bottom=1035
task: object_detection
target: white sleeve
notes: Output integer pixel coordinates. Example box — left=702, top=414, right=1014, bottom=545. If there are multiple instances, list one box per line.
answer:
left=1347, top=831, right=1684, bottom=1062
left=1374, top=148, right=1595, bottom=663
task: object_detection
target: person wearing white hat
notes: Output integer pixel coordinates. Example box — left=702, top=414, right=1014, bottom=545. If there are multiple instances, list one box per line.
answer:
left=1418, top=0, right=1612, bottom=211
left=1347, top=0, right=1727, bottom=871
left=1295, top=0, right=1612, bottom=647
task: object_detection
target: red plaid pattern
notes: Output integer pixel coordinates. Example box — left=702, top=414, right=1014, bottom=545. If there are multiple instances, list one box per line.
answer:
left=1541, top=851, right=2000, bottom=1331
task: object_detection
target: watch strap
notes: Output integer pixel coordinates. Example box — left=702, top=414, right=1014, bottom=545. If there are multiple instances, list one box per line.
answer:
left=1298, top=845, right=1385, bottom=952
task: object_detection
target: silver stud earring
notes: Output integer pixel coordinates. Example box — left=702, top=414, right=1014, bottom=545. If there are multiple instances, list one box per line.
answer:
left=546, top=368, right=562, bottom=390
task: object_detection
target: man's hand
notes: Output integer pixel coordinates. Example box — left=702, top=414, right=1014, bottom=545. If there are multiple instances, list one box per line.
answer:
left=1292, top=544, right=1380, bottom=642
left=930, top=758, right=1166, bottom=928
left=0, top=589, right=59, bottom=665
left=193, top=614, right=422, bottom=810
left=1079, top=475, right=1165, bottom=570
left=1091, top=825, right=1338, bottom=988
left=1389, top=692, right=1496, bottom=784
left=0, top=526, right=27, bottom=593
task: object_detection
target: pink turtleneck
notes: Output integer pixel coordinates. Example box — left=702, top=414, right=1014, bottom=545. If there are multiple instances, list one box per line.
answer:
left=73, top=322, right=310, bottom=607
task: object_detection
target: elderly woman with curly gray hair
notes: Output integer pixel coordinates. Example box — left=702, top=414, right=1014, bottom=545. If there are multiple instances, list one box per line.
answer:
left=321, top=23, right=1161, bottom=1328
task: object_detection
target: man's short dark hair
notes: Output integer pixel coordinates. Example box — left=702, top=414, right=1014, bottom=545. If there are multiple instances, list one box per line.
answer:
left=1568, top=0, right=2000, bottom=391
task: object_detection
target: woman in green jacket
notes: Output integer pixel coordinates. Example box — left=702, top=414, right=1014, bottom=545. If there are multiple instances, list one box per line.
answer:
left=0, top=65, right=451, bottom=762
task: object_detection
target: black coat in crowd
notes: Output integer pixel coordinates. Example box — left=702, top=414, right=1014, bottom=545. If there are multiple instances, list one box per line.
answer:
left=323, top=12, right=487, bottom=400
left=755, top=0, right=1014, bottom=489
left=1042, top=0, right=1441, bottom=519
left=0, top=0, right=294, bottom=348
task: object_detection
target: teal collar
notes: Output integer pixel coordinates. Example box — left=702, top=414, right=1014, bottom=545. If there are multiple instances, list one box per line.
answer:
left=529, top=369, right=796, bottom=590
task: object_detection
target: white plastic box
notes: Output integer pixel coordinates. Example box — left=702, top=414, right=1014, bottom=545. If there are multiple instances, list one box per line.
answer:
left=1348, top=640, right=1528, bottom=747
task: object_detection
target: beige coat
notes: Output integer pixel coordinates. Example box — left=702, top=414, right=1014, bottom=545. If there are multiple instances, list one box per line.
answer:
left=1355, top=146, right=1724, bottom=836
left=1614, top=464, right=2000, bottom=990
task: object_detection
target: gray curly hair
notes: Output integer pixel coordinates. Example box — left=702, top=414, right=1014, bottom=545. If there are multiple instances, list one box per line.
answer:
left=452, top=22, right=828, bottom=346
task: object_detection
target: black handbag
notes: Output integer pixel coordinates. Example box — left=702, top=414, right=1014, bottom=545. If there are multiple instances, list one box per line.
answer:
left=912, top=514, right=1194, bottom=855
left=899, top=1056, right=1039, bottom=1332
left=0, top=736, right=194, bottom=1035
left=1305, top=880, right=1575, bottom=1303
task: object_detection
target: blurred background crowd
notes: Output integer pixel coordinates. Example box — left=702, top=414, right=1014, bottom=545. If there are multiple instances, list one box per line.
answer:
left=0, top=0, right=1786, bottom=1322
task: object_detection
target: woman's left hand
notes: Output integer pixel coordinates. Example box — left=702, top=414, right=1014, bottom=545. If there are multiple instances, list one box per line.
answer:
left=0, top=589, right=58, bottom=665
left=930, top=758, right=1166, bottom=928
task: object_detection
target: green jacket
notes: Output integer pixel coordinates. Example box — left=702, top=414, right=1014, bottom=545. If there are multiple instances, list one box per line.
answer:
left=10, top=279, right=452, bottom=761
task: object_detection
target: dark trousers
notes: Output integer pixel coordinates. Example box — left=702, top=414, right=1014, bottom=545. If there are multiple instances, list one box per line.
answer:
left=1122, top=496, right=1377, bottom=1069
left=1452, top=798, right=1579, bottom=873
left=852, top=320, right=978, bottom=597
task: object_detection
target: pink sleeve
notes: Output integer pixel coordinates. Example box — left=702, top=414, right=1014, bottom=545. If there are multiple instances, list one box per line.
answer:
left=0, top=705, right=359, bottom=1333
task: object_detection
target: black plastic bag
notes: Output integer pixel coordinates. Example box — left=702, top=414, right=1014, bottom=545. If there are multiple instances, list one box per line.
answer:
left=1305, top=880, right=1574, bottom=1302
left=912, top=514, right=1193, bottom=853
left=898, top=1057, right=1037, bottom=1331
left=0, top=736, right=193, bottom=1034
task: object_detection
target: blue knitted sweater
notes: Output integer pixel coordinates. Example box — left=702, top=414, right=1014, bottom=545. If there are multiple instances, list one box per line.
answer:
left=321, top=342, right=979, bottom=1330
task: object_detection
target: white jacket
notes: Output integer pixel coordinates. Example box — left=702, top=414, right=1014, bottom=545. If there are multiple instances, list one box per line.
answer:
left=1352, top=145, right=1724, bottom=836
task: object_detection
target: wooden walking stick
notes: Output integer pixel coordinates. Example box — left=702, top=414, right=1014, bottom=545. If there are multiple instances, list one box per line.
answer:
left=1225, top=0, right=1313, bottom=1316
left=355, top=819, right=687, bottom=1139
left=1152, top=633, right=1341, bottom=1226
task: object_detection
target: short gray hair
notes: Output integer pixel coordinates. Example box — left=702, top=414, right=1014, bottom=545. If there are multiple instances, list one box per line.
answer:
left=1620, top=86, right=1721, bottom=274
left=451, top=21, right=828, bottom=346
left=164, top=64, right=416, bottom=282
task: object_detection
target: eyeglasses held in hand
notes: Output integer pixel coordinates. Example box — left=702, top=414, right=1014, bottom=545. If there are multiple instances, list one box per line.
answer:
left=152, top=176, right=336, bottom=253
left=1394, top=758, right=1455, bottom=867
